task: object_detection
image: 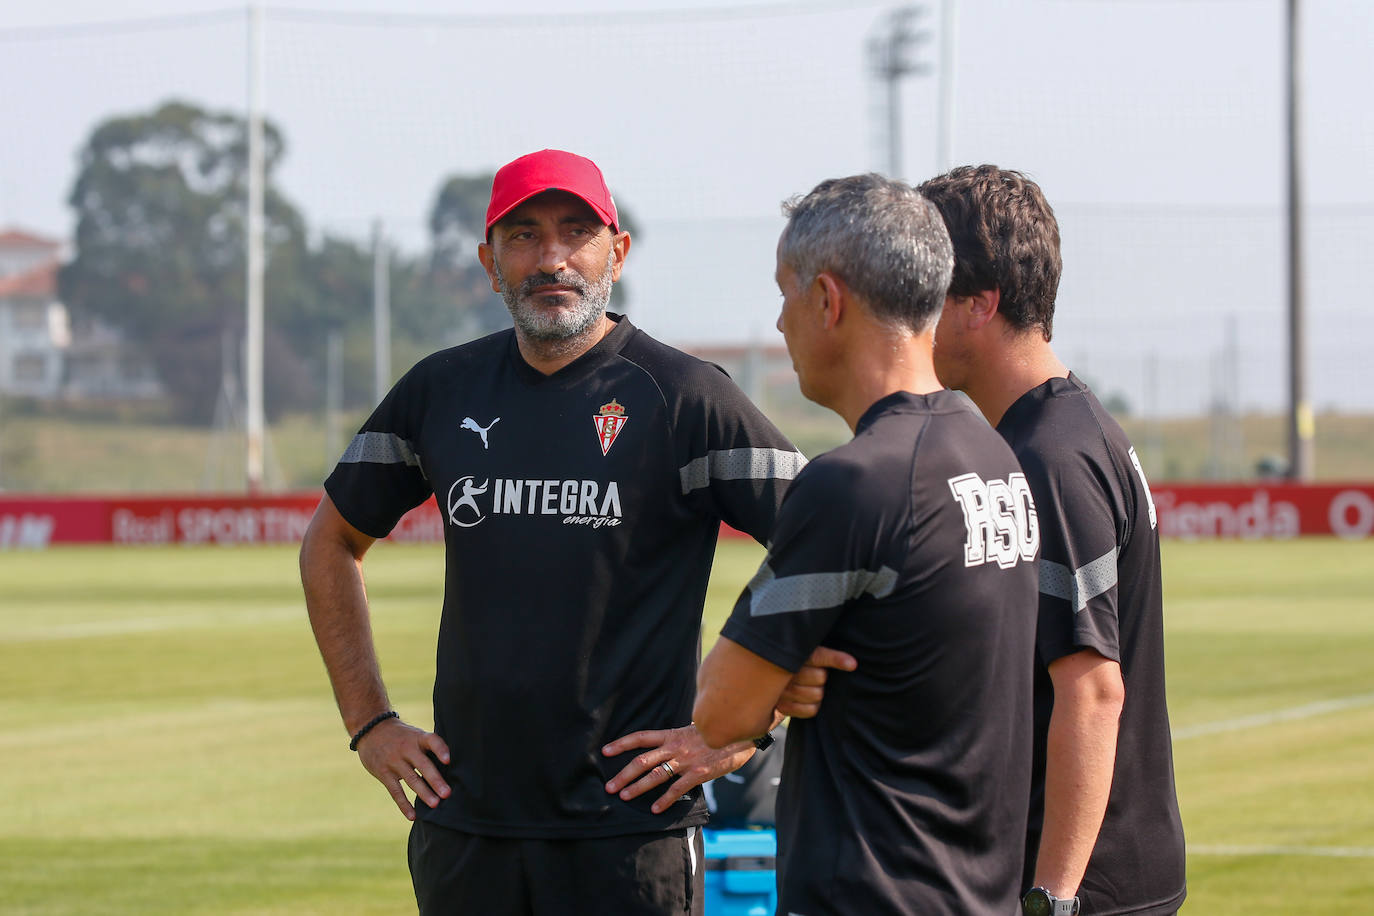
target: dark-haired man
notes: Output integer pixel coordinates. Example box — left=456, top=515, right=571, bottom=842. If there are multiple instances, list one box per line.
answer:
left=693, top=174, right=1041, bottom=915
left=919, top=164, right=1186, bottom=916
left=300, top=149, right=848, bottom=915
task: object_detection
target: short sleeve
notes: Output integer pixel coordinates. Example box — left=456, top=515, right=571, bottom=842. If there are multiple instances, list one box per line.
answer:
left=1022, top=448, right=1122, bottom=665
left=720, top=456, right=895, bottom=672
left=670, top=362, right=807, bottom=544
left=324, top=366, right=434, bottom=539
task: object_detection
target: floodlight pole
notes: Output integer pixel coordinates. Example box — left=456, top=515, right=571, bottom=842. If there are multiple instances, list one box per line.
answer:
left=245, top=2, right=266, bottom=492
left=936, top=0, right=958, bottom=171
left=868, top=6, right=931, bottom=179
left=325, top=327, right=343, bottom=470
left=1285, top=0, right=1313, bottom=481
left=372, top=219, right=391, bottom=405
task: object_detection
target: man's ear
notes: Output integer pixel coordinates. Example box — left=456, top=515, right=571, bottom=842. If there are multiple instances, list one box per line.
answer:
left=815, top=272, right=847, bottom=331
left=966, top=288, right=1001, bottom=330
left=609, top=230, right=631, bottom=282
left=477, top=242, right=500, bottom=294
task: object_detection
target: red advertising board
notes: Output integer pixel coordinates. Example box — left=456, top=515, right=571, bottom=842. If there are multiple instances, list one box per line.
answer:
left=0, top=492, right=444, bottom=549
left=1, top=484, right=1372, bottom=549
left=1151, top=484, right=1374, bottom=540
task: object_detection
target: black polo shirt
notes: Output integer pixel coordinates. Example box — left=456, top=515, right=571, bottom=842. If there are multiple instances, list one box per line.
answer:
left=720, top=390, right=1040, bottom=915
left=998, top=373, right=1186, bottom=915
left=326, top=315, right=806, bottom=838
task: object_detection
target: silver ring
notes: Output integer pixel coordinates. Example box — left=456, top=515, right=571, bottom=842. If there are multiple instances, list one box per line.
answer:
left=660, top=762, right=674, bottom=778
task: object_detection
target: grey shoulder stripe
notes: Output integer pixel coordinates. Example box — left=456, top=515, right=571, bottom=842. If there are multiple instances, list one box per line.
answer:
left=679, top=447, right=807, bottom=495
left=339, top=432, right=420, bottom=467
left=1039, top=548, right=1119, bottom=613
left=749, top=563, right=899, bottom=617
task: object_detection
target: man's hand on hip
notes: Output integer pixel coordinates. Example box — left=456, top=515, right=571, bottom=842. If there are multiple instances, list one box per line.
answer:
left=601, top=724, right=755, bottom=815
left=355, top=717, right=453, bottom=821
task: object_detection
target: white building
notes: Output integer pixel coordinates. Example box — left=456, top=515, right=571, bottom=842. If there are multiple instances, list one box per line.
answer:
left=0, top=227, right=161, bottom=400
left=0, top=229, right=68, bottom=398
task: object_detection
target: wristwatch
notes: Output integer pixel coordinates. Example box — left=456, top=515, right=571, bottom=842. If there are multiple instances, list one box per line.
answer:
left=752, top=730, right=775, bottom=751
left=1021, top=887, right=1080, bottom=916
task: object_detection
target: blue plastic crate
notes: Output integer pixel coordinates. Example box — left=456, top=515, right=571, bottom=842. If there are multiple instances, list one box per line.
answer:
left=703, top=827, right=777, bottom=916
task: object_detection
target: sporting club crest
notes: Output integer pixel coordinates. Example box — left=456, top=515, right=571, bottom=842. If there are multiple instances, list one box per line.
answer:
left=593, top=398, right=629, bottom=456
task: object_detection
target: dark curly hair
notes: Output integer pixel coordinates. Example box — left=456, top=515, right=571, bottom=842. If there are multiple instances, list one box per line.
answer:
left=917, top=165, right=1062, bottom=341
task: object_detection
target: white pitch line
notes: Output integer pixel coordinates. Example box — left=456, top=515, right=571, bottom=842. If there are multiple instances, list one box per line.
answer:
left=1173, top=692, right=1374, bottom=740
left=1191, top=844, right=1374, bottom=858
left=0, top=605, right=302, bottom=641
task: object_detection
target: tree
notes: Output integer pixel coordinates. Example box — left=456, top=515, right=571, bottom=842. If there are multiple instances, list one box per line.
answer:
left=59, top=100, right=318, bottom=421
left=60, top=103, right=651, bottom=423
left=426, top=172, right=510, bottom=339
left=429, top=173, right=492, bottom=277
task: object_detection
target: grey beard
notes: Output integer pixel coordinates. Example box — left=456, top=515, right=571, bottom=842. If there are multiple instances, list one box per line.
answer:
left=494, top=252, right=616, bottom=343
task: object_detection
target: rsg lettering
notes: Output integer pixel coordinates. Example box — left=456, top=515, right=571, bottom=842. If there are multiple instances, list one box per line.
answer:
left=947, top=472, right=1040, bottom=569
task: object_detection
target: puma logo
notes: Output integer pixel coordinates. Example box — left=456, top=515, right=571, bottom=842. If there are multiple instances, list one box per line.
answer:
left=461, top=416, right=500, bottom=450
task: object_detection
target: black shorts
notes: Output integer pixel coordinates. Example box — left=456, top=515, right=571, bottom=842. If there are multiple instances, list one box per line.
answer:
left=408, top=819, right=705, bottom=916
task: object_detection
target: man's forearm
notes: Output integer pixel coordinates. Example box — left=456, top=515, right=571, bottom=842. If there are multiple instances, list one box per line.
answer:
left=300, top=521, right=390, bottom=734
left=694, top=636, right=792, bottom=748
left=1033, top=654, right=1124, bottom=897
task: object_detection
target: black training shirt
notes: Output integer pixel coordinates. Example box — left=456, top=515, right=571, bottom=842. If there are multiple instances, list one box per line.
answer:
left=721, top=390, right=1039, bottom=916
left=326, top=315, right=805, bottom=838
left=998, top=373, right=1186, bottom=915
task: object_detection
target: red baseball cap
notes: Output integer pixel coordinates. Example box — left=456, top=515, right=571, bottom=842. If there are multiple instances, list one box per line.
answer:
left=485, top=149, right=619, bottom=234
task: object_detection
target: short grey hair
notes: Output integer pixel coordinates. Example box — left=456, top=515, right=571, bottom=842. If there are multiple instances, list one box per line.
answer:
left=779, top=174, right=954, bottom=333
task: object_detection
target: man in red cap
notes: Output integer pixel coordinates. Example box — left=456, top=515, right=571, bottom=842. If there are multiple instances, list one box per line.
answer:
left=301, top=149, right=852, bottom=914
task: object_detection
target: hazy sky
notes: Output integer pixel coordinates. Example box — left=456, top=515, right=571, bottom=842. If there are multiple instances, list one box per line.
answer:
left=3, top=0, right=1371, bottom=415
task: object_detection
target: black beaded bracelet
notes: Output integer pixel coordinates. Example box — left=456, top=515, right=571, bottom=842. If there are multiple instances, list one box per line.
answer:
left=349, top=710, right=399, bottom=751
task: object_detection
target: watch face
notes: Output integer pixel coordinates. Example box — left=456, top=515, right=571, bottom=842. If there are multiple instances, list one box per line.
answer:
left=1021, top=889, right=1052, bottom=916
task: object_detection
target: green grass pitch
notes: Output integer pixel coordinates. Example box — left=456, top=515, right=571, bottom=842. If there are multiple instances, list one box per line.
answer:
left=1, top=537, right=1371, bottom=913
